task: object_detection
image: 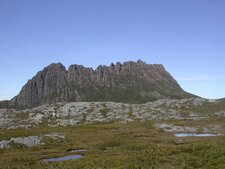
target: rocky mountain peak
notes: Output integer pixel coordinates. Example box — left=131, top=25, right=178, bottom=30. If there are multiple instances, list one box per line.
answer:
left=0, top=60, right=194, bottom=109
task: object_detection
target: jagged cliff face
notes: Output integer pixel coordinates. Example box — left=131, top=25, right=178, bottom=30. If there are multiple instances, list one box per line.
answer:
left=8, top=60, right=193, bottom=108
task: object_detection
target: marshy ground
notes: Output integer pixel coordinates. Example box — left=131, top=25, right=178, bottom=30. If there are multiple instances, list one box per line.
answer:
left=0, top=119, right=225, bottom=169
left=1, top=98, right=225, bottom=168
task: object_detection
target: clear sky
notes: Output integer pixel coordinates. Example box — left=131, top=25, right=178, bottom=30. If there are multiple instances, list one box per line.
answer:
left=0, top=0, right=225, bottom=100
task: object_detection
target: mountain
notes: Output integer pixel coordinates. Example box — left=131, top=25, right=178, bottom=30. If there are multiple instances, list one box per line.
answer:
left=1, top=60, right=194, bottom=109
left=220, top=98, right=225, bottom=101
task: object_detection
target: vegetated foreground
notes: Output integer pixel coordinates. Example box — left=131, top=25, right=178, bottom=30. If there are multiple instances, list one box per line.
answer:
left=0, top=98, right=225, bottom=169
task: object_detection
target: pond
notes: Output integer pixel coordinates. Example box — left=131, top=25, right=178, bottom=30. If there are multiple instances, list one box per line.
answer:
left=43, top=154, right=83, bottom=162
left=71, top=149, right=86, bottom=153
left=175, top=133, right=222, bottom=137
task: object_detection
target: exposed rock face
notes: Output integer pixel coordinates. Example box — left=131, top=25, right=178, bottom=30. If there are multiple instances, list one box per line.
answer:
left=11, top=63, right=71, bottom=108
left=4, top=60, right=194, bottom=108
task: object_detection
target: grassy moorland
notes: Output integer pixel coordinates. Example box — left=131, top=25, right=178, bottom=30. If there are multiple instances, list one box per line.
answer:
left=1, top=119, right=225, bottom=169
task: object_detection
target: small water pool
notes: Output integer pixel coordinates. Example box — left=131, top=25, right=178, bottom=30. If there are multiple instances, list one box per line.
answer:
left=71, top=149, right=86, bottom=153
left=43, top=154, right=83, bottom=162
left=175, top=133, right=222, bottom=137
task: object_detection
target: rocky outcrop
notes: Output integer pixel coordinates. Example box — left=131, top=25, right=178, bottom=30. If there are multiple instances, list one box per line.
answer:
left=3, top=60, right=194, bottom=109
left=1, top=98, right=224, bottom=129
left=0, top=134, right=65, bottom=149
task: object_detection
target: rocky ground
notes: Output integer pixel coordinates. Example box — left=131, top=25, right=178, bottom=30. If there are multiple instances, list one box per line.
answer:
left=0, top=97, right=225, bottom=149
left=0, top=98, right=223, bottom=129
left=0, top=133, right=64, bottom=149
left=0, top=97, right=224, bottom=130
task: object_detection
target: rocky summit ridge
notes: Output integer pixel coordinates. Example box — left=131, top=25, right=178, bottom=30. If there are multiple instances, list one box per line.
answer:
left=1, top=60, right=194, bottom=109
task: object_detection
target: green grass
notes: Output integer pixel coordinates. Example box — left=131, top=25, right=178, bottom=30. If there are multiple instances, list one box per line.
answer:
left=1, top=120, right=225, bottom=169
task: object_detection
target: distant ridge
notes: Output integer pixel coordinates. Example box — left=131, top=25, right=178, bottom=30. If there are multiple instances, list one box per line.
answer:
left=0, top=60, right=195, bottom=109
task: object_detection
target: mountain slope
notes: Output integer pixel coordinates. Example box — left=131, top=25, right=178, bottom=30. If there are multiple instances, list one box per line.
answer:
left=2, top=60, right=194, bottom=109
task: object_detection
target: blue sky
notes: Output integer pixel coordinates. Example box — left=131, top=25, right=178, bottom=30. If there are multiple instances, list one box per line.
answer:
left=0, top=0, right=225, bottom=100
